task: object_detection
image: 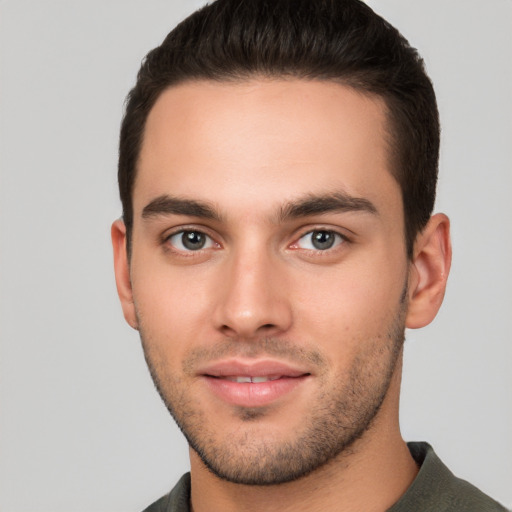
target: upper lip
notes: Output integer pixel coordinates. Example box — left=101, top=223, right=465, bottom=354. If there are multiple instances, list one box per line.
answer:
left=197, top=359, right=311, bottom=378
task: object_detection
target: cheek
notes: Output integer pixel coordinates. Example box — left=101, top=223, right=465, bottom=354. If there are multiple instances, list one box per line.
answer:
left=292, top=256, right=406, bottom=347
left=131, top=260, right=215, bottom=345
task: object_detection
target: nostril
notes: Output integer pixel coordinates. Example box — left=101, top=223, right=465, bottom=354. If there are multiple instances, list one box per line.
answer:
left=220, top=322, right=280, bottom=338
left=220, top=325, right=237, bottom=336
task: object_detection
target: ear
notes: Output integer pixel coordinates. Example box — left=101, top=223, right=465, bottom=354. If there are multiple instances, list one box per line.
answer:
left=406, top=213, right=452, bottom=329
left=111, top=219, right=138, bottom=330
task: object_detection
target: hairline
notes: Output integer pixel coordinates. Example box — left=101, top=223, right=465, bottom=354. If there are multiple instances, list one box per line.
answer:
left=129, top=75, right=405, bottom=251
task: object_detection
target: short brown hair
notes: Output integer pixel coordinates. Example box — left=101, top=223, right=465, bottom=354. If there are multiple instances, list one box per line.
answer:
left=118, top=0, right=439, bottom=258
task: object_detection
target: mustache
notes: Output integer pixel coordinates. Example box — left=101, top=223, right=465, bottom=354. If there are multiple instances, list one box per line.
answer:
left=181, top=337, right=328, bottom=375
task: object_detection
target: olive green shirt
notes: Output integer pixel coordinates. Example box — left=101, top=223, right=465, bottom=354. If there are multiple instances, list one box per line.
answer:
left=142, top=442, right=508, bottom=512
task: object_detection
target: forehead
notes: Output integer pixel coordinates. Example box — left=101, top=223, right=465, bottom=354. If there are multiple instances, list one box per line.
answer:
left=135, top=79, right=398, bottom=219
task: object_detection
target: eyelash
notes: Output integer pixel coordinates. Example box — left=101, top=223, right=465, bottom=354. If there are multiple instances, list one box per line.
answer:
left=162, top=228, right=219, bottom=255
left=161, top=227, right=350, bottom=256
left=290, top=229, right=349, bottom=253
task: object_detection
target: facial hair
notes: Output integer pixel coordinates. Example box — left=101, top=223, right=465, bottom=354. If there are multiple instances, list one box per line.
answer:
left=138, top=286, right=407, bottom=486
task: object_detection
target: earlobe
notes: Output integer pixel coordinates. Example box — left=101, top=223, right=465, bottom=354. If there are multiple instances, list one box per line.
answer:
left=406, top=213, right=452, bottom=329
left=111, top=219, right=138, bottom=330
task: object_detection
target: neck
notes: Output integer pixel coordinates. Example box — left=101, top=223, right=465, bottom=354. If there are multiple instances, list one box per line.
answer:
left=189, top=355, right=418, bottom=512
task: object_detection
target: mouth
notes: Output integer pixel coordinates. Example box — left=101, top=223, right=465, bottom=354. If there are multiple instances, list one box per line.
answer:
left=215, top=375, right=284, bottom=383
left=198, top=360, right=311, bottom=408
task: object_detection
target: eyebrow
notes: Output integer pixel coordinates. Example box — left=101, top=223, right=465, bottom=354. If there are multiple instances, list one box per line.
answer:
left=278, top=192, right=378, bottom=221
left=141, top=191, right=378, bottom=223
left=142, top=195, right=222, bottom=221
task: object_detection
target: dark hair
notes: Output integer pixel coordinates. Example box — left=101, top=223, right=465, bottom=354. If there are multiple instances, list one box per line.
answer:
left=118, top=0, right=439, bottom=258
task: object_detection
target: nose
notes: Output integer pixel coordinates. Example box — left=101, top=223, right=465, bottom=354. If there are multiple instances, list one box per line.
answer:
left=213, top=248, right=293, bottom=339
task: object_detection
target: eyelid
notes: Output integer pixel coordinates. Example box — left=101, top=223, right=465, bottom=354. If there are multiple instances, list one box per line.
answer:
left=289, top=227, right=350, bottom=251
left=160, top=224, right=351, bottom=254
left=162, top=226, right=221, bottom=253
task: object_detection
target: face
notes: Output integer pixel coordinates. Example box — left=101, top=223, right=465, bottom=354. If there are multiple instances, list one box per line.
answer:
left=119, top=79, right=412, bottom=484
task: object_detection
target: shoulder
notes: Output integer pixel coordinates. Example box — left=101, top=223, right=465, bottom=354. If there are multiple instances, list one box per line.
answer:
left=389, top=442, right=509, bottom=512
left=142, top=473, right=191, bottom=512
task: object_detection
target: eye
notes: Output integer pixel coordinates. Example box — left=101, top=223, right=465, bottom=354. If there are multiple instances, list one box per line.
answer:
left=296, top=230, right=345, bottom=251
left=167, top=230, right=215, bottom=251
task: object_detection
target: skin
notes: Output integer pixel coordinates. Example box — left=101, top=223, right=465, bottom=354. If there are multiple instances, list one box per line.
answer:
left=112, top=79, right=451, bottom=512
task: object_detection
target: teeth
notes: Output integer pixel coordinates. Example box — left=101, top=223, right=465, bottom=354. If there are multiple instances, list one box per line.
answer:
left=252, top=376, right=277, bottom=383
left=233, top=376, right=252, bottom=383
left=225, top=376, right=281, bottom=383
left=250, top=376, right=269, bottom=383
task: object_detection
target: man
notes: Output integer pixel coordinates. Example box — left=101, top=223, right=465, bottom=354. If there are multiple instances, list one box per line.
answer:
left=111, top=0, right=508, bottom=510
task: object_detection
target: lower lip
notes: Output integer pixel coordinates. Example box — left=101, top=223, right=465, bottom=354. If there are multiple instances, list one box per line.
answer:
left=202, top=376, right=308, bottom=408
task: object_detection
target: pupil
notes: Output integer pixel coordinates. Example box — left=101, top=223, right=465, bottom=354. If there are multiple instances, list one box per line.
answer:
left=312, top=230, right=334, bottom=250
left=182, top=231, right=205, bottom=250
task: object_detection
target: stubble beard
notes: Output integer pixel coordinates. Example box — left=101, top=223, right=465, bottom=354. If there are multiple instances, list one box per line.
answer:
left=138, top=294, right=407, bottom=486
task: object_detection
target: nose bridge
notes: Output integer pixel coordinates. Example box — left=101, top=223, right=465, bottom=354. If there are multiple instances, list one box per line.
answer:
left=214, top=239, right=292, bottom=338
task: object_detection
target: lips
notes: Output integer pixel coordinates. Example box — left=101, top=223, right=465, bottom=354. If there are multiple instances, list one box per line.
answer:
left=223, top=375, right=281, bottom=383
left=197, top=359, right=310, bottom=408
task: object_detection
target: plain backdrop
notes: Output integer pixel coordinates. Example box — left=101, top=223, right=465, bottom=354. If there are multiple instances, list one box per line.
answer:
left=0, top=1, right=510, bottom=511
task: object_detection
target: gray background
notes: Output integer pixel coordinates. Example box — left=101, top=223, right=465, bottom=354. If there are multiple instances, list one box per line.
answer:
left=0, top=1, right=510, bottom=510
